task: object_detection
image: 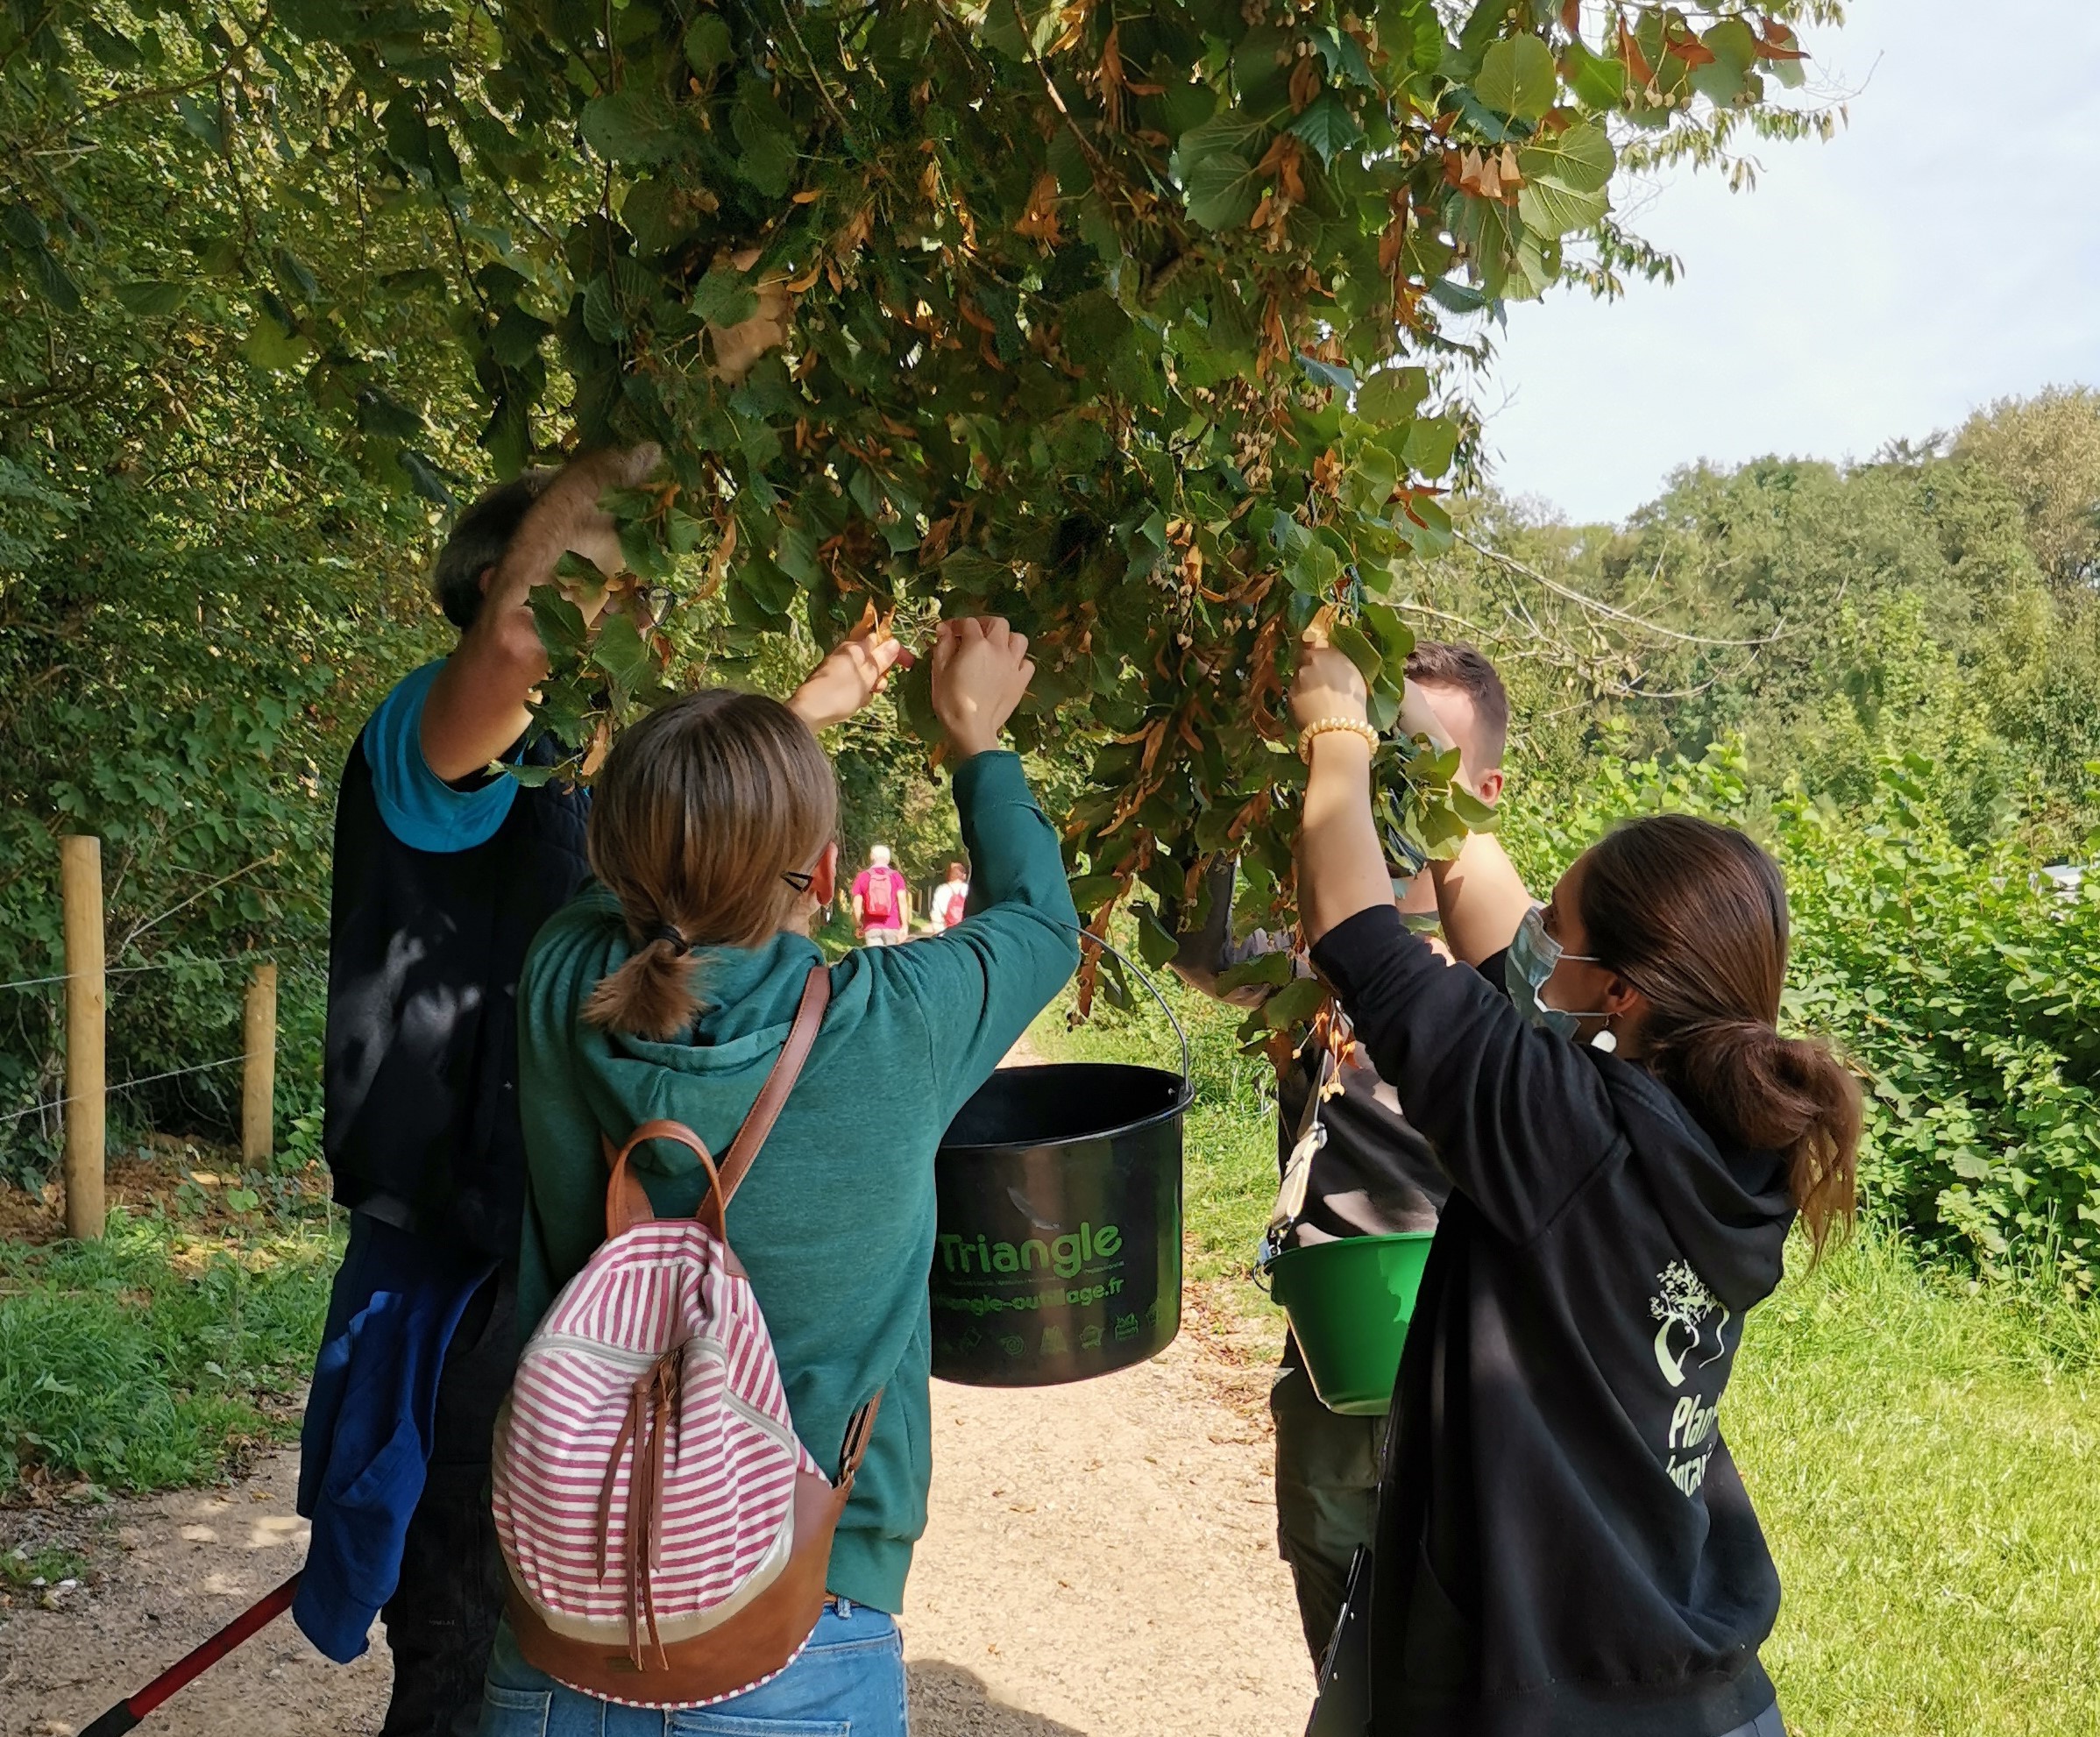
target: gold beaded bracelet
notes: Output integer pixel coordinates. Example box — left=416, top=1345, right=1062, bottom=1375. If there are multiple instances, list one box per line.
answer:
left=1297, top=716, right=1381, bottom=762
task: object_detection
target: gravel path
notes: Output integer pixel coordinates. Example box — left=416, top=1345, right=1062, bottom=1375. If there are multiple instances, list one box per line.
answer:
left=1, top=1326, right=1309, bottom=1737
left=5, top=1032, right=1311, bottom=1737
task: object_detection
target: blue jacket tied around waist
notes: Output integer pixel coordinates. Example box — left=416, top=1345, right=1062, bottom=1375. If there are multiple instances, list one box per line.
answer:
left=294, top=1213, right=495, bottom=1662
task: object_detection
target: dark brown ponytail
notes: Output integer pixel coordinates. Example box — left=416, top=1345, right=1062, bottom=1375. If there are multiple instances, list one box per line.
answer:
left=1579, top=815, right=1862, bottom=1259
left=581, top=690, right=837, bottom=1039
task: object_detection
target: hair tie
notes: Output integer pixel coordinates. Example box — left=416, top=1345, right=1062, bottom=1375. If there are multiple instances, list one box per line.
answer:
left=649, top=923, right=691, bottom=957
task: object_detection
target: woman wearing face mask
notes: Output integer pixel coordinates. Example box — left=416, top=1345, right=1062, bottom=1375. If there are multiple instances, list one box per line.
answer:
left=1286, top=635, right=1860, bottom=1737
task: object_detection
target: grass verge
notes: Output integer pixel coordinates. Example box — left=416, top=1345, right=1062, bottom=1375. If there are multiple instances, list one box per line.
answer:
left=0, top=1202, right=340, bottom=1496
left=1042, top=986, right=2100, bottom=1736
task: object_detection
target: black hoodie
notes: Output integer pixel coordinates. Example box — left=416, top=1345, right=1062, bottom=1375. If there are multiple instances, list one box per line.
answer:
left=1310, top=904, right=1794, bottom=1737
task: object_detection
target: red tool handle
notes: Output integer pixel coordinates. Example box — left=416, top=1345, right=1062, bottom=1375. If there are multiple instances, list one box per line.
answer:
left=80, top=1570, right=303, bottom=1737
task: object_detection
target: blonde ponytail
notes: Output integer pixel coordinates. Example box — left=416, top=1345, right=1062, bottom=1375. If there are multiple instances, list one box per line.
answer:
left=582, top=933, right=702, bottom=1043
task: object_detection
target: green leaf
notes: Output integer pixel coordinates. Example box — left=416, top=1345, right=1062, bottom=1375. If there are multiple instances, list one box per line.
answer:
left=116, top=280, right=189, bottom=316
left=174, top=92, right=225, bottom=153
left=1474, top=35, right=1557, bottom=121
left=273, top=246, right=321, bottom=304
left=1262, top=976, right=1328, bottom=1030
left=582, top=274, right=624, bottom=344
left=581, top=90, right=676, bottom=167
left=732, top=82, right=800, bottom=196
left=689, top=264, right=758, bottom=329
left=1330, top=621, right=1382, bottom=687
left=21, top=245, right=82, bottom=313
left=1288, top=93, right=1365, bottom=166
left=398, top=449, right=455, bottom=505
left=981, top=0, right=1061, bottom=61
left=1451, top=784, right=1501, bottom=830
left=1297, top=353, right=1356, bottom=394
left=1182, top=151, right=1261, bottom=230
left=1177, top=111, right=1271, bottom=230
left=592, top=609, right=655, bottom=695
left=1355, top=365, right=1428, bottom=427
left=1361, top=600, right=1415, bottom=677
left=1, top=202, right=45, bottom=250
left=238, top=319, right=308, bottom=370
left=1067, top=874, right=1123, bottom=917
left=1134, top=904, right=1179, bottom=970
left=683, top=14, right=734, bottom=74
left=1516, top=177, right=1607, bottom=237
left=529, top=585, right=590, bottom=660
left=1703, top=18, right=1758, bottom=74
left=79, top=20, right=143, bottom=70
left=1217, top=951, right=1295, bottom=995
left=1348, top=442, right=1399, bottom=514
left=1689, top=26, right=1754, bottom=108
left=1401, top=415, right=1460, bottom=478
left=1454, top=0, right=1507, bottom=55
left=622, top=177, right=691, bottom=256
left=1564, top=40, right=1626, bottom=110
left=358, top=388, right=424, bottom=441
left=1516, top=120, right=1614, bottom=194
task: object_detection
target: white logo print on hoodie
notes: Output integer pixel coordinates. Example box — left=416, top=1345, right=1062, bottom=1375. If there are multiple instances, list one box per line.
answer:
left=1648, top=1260, right=1733, bottom=1497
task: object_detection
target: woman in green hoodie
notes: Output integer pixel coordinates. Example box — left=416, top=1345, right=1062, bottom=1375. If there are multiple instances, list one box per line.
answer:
left=482, top=616, right=1078, bottom=1736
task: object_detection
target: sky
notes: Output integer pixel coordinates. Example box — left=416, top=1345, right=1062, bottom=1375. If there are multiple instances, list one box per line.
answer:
left=1478, top=0, right=2100, bottom=525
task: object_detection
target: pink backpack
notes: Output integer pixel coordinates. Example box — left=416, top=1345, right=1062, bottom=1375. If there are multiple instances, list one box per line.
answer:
left=491, top=967, right=879, bottom=1706
left=862, top=867, right=897, bottom=924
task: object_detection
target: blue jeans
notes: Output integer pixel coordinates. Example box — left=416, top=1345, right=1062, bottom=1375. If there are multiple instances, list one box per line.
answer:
left=478, top=1601, right=908, bottom=1736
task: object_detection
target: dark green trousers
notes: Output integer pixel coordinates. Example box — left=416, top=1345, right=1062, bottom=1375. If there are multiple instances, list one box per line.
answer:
left=1271, top=1352, right=1387, bottom=1666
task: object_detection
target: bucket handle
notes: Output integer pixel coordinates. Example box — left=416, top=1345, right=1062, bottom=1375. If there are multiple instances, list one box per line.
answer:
left=1058, top=920, right=1192, bottom=1104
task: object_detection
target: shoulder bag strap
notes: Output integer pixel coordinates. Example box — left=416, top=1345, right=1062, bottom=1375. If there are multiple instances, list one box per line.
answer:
left=712, top=961, right=832, bottom=1223
left=1259, top=1032, right=1340, bottom=1269
left=834, top=1390, right=883, bottom=1496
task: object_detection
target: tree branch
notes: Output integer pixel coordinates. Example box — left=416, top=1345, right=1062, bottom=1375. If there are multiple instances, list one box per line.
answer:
left=1456, top=531, right=1787, bottom=649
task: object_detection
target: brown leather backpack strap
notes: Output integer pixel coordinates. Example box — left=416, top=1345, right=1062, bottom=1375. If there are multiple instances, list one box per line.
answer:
left=713, top=963, right=831, bottom=1212
left=834, top=1390, right=883, bottom=1496
left=604, top=1120, right=725, bottom=1239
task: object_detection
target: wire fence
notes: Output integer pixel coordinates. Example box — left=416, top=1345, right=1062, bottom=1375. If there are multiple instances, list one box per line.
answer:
left=0, top=950, right=313, bottom=996
left=0, top=836, right=333, bottom=1236
left=0, top=1055, right=247, bottom=1130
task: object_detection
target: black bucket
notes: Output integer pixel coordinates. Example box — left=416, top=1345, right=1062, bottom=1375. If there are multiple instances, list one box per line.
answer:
left=930, top=941, right=1191, bottom=1386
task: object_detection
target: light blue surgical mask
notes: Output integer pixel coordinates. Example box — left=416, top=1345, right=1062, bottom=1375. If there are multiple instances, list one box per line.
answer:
left=1506, top=904, right=1616, bottom=1049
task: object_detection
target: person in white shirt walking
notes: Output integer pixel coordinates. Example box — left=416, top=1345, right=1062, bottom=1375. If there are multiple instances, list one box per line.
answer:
left=929, top=861, right=969, bottom=931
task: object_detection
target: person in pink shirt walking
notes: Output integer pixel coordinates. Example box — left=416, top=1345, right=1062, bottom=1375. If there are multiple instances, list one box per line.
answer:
left=851, top=845, right=910, bottom=945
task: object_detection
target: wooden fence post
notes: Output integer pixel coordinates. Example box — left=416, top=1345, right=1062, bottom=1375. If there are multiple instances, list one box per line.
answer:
left=241, top=963, right=277, bottom=1167
left=60, top=834, right=104, bottom=1241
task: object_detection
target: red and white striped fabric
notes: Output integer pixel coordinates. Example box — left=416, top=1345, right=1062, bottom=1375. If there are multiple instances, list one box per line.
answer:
left=491, top=1217, right=820, bottom=1679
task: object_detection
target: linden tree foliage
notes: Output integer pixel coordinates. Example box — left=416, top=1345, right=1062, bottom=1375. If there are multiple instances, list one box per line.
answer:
left=6, top=0, right=1845, bottom=950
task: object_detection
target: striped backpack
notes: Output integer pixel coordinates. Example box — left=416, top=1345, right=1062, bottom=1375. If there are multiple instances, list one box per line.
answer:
left=490, top=965, right=879, bottom=1706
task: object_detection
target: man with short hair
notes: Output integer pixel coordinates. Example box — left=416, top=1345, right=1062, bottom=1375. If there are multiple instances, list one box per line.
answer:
left=1168, top=641, right=1510, bottom=1666
left=852, top=843, right=911, bottom=945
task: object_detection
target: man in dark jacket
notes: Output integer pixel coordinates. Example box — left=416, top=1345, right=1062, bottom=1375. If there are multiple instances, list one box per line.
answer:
left=1168, top=642, right=1510, bottom=1663
left=298, top=446, right=652, bottom=1733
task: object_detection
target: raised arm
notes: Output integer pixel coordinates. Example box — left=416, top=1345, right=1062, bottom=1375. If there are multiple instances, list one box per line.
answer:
left=1160, top=859, right=1298, bottom=1008
left=1286, top=633, right=1619, bottom=1237
left=1429, top=830, right=1536, bottom=968
left=419, top=446, right=658, bottom=782
left=1290, top=641, right=1394, bottom=944
left=879, top=619, right=1081, bottom=1111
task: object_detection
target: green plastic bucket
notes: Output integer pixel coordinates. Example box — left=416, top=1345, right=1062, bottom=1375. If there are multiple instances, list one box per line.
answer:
left=1266, top=1231, right=1435, bottom=1416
